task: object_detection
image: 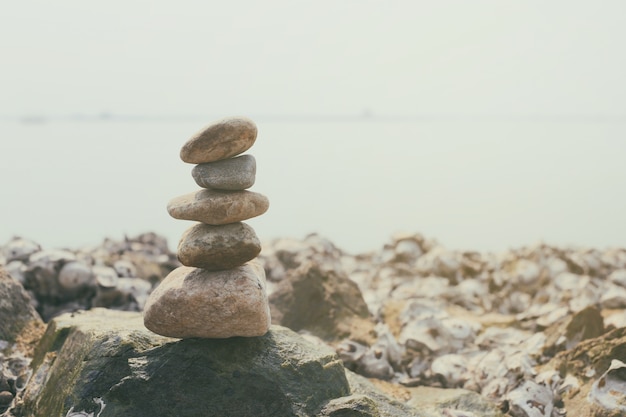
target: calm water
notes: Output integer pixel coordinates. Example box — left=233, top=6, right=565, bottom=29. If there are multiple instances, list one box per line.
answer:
left=1, top=118, right=625, bottom=254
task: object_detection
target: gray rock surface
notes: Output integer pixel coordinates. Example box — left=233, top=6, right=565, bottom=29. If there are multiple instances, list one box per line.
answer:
left=177, top=222, right=261, bottom=270
left=17, top=309, right=425, bottom=417
left=167, top=188, right=269, bottom=225
left=180, top=116, right=257, bottom=164
left=192, top=154, right=256, bottom=190
left=143, top=263, right=271, bottom=338
left=0, top=267, right=42, bottom=343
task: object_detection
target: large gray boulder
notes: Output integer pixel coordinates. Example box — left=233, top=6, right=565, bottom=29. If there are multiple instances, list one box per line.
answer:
left=15, top=309, right=426, bottom=417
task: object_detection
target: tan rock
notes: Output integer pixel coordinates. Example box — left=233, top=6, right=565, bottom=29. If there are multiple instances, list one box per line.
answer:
left=180, top=117, right=257, bottom=164
left=167, top=189, right=269, bottom=225
left=143, top=263, right=271, bottom=338
left=177, top=222, right=261, bottom=270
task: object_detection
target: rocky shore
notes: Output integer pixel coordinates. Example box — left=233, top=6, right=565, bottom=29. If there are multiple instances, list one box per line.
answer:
left=1, top=232, right=626, bottom=416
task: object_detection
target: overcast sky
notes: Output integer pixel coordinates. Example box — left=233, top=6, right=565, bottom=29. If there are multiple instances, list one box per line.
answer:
left=2, top=2, right=626, bottom=254
left=2, top=1, right=626, bottom=118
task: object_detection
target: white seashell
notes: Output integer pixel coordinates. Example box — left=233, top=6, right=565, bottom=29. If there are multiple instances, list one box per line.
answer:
left=510, top=259, right=541, bottom=286
left=519, top=332, right=547, bottom=358
left=394, top=239, right=423, bottom=263
left=600, top=283, right=626, bottom=309
left=93, top=266, right=119, bottom=288
left=544, top=257, right=568, bottom=277
left=58, top=261, right=94, bottom=291
left=113, top=260, right=136, bottom=278
left=5, top=260, right=26, bottom=283
left=588, top=359, right=626, bottom=412
left=608, top=269, right=626, bottom=288
left=430, top=354, right=468, bottom=387
left=554, top=272, right=588, bottom=292
left=116, top=278, right=152, bottom=309
left=3, top=237, right=41, bottom=262
left=28, top=249, right=77, bottom=266
left=337, top=340, right=367, bottom=368
left=506, top=380, right=554, bottom=417
left=534, top=306, right=569, bottom=328
left=391, top=276, right=448, bottom=300
left=475, top=327, right=529, bottom=349
left=604, top=310, right=626, bottom=329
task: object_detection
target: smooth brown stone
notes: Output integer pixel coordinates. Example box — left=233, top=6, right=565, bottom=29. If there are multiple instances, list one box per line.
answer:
left=143, top=263, right=271, bottom=339
left=177, top=222, right=261, bottom=270
left=180, top=117, right=257, bottom=164
left=192, top=154, right=256, bottom=190
left=167, top=189, right=269, bottom=225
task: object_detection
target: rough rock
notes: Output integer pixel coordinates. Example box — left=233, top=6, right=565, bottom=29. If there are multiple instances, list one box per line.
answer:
left=270, top=262, right=376, bottom=344
left=177, top=222, right=261, bottom=270
left=16, top=309, right=423, bottom=417
left=540, top=326, right=626, bottom=417
left=192, top=154, right=256, bottom=190
left=543, top=305, right=605, bottom=357
left=167, top=188, right=269, bottom=225
left=180, top=116, right=257, bottom=164
left=0, top=267, right=42, bottom=343
left=143, top=263, right=271, bottom=338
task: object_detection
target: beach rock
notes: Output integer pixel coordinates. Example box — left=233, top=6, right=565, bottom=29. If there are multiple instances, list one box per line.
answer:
left=180, top=116, right=257, bottom=164
left=177, top=222, right=261, bottom=270
left=143, top=263, right=270, bottom=338
left=0, top=266, right=42, bottom=343
left=192, top=154, right=256, bottom=190
left=543, top=326, right=626, bottom=417
left=17, top=309, right=417, bottom=417
left=270, top=261, right=376, bottom=344
left=167, top=188, right=269, bottom=225
left=543, top=305, right=605, bottom=357
left=2, top=237, right=40, bottom=263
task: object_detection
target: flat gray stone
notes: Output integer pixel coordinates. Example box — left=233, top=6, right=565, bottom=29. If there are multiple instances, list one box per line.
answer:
left=177, top=222, right=261, bottom=270
left=143, top=263, right=271, bottom=338
left=167, top=188, right=269, bottom=225
left=180, top=117, right=257, bottom=164
left=192, top=154, right=256, bottom=190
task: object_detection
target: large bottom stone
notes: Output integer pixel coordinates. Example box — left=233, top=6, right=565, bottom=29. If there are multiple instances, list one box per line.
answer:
left=143, top=263, right=270, bottom=338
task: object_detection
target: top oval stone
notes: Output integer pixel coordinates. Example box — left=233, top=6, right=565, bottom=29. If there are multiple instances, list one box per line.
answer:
left=180, top=117, right=257, bottom=164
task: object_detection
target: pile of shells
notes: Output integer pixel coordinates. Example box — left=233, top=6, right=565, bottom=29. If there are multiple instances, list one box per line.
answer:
left=257, top=232, right=626, bottom=417
left=0, top=233, right=179, bottom=321
left=3, top=229, right=626, bottom=416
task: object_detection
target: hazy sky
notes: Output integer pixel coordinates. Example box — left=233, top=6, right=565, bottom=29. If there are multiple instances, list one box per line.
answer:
left=2, top=2, right=626, bottom=254
left=2, top=1, right=626, bottom=118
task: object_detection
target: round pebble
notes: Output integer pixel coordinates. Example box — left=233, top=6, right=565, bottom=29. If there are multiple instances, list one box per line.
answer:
left=177, top=222, right=261, bottom=270
left=180, top=117, right=257, bottom=164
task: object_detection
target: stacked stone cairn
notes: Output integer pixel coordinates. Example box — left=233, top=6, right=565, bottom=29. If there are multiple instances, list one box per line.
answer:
left=143, top=117, right=271, bottom=338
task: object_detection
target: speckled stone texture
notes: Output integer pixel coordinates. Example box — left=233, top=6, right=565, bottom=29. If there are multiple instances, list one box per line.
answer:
left=177, top=222, right=261, bottom=270
left=192, top=154, right=256, bottom=190
left=143, top=263, right=271, bottom=338
left=180, top=116, right=257, bottom=164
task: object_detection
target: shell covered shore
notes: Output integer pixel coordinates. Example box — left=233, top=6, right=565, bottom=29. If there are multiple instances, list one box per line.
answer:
left=2, top=232, right=626, bottom=417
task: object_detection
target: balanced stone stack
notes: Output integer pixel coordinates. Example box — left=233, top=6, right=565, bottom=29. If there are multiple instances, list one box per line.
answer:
left=143, top=117, right=271, bottom=339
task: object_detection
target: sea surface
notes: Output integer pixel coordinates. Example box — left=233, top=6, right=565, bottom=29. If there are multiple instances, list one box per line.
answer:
left=1, top=116, right=626, bottom=254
